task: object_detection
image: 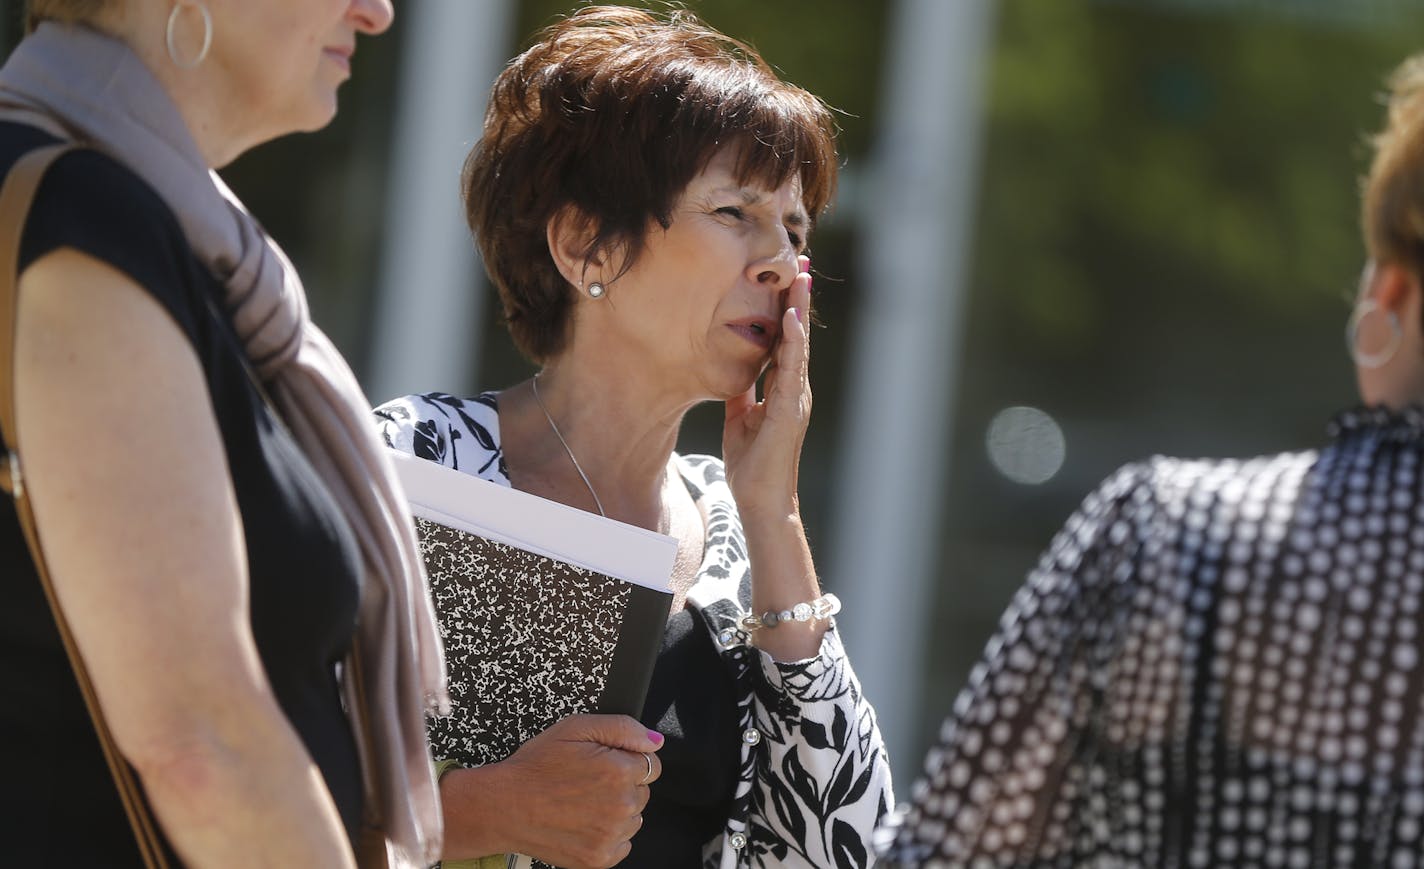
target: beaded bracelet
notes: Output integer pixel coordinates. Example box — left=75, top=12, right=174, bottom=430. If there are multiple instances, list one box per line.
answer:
left=737, top=593, right=841, bottom=632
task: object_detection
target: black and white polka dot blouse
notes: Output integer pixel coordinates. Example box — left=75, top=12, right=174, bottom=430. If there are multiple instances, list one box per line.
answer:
left=878, top=406, right=1424, bottom=868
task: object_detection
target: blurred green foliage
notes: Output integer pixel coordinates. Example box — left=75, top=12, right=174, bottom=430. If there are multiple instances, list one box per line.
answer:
left=927, top=0, right=1424, bottom=768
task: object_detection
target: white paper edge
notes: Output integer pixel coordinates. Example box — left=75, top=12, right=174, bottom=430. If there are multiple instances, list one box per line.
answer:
left=388, top=448, right=677, bottom=592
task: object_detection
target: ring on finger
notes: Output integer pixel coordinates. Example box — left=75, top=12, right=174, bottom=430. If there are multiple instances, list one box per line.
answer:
left=639, top=751, right=655, bottom=785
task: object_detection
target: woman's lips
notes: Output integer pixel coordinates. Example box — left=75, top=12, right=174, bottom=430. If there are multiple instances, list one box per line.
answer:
left=727, top=318, right=779, bottom=351
left=324, top=46, right=353, bottom=74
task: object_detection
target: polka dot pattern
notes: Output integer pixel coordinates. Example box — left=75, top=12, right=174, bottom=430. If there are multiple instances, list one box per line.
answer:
left=879, top=406, right=1424, bottom=867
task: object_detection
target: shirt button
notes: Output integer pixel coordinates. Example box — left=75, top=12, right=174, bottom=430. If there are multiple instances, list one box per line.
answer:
left=730, top=832, right=747, bottom=850
left=742, top=728, right=762, bottom=746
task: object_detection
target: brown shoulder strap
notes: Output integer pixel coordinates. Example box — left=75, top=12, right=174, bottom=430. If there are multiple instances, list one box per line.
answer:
left=0, top=143, right=171, bottom=869
left=0, top=144, right=76, bottom=493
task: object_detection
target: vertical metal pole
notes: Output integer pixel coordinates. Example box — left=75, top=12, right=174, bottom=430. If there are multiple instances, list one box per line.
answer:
left=366, top=1, right=514, bottom=404
left=828, top=0, right=995, bottom=790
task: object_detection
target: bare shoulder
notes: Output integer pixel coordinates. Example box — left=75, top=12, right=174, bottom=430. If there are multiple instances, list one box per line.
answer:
left=18, top=246, right=198, bottom=376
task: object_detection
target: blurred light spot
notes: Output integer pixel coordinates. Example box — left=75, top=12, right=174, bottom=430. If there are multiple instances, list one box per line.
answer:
left=986, top=407, right=1066, bottom=485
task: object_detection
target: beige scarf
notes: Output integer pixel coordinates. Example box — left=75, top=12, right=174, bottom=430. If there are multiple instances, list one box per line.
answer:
left=0, top=22, right=446, bottom=866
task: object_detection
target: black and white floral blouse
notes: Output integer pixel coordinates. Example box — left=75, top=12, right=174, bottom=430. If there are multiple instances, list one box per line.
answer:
left=878, top=406, right=1424, bottom=868
left=377, top=391, right=893, bottom=868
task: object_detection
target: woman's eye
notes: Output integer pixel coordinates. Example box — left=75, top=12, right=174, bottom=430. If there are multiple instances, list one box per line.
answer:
left=715, top=206, right=745, bottom=219
left=787, top=230, right=804, bottom=249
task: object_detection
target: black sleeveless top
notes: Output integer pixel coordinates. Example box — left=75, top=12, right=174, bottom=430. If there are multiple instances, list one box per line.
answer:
left=0, top=122, right=365, bottom=865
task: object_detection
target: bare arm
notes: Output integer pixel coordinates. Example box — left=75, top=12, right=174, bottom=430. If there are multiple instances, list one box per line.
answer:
left=723, top=257, right=826, bottom=661
left=15, top=249, right=356, bottom=868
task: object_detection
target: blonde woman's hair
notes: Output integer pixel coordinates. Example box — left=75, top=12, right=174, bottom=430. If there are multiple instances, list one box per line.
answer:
left=24, top=0, right=109, bottom=32
left=1363, top=54, right=1424, bottom=282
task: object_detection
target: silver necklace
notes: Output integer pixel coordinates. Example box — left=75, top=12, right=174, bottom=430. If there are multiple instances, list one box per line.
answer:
left=530, top=374, right=607, bottom=518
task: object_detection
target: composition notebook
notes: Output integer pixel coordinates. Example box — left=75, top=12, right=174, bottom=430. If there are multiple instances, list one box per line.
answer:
left=388, top=448, right=677, bottom=774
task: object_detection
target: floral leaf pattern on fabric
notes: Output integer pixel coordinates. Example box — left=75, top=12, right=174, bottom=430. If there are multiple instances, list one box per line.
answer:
left=374, top=393, right=894, bottom=868
left=412, top=418, right=451, bottom=464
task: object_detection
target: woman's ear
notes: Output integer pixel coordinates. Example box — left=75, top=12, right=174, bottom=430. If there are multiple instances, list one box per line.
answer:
left=1355, top=260, right=1424, bottom=407
left=546, top=206, right=603, bottom=290
left=1368, top=261, right=1424, bottom=343
left=1365, top=261, right=1418, bottom=313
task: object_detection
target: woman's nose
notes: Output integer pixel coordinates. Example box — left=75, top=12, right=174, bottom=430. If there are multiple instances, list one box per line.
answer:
left=352, top=0, right=395, bottom=35
left=748, top=236, right=799, bottom=290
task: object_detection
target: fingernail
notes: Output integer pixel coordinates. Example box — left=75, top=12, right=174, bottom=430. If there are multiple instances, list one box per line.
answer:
left=806, top=274, right=813, bottom=292
left=647, top=730, right=664, bottom=746
left=794, top=307, right=803, bottom=324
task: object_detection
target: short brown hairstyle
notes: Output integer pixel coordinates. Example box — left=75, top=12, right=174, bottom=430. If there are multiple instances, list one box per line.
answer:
left=463, top=4, right=838, bottom=362
left=1363, top=54, right=1424, bottom=286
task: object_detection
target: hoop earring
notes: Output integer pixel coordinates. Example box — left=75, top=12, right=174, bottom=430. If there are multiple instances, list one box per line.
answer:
left=1346, top=298, right=1403, bottom=369
left=166, top=1, right=213, bottom=70
left=586, top=282, right=606, bottom=299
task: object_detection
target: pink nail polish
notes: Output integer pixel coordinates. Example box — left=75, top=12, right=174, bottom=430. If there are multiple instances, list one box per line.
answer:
left=647, top=730, right=664, bottom=746
left=806, top=274, right=813, bottom=292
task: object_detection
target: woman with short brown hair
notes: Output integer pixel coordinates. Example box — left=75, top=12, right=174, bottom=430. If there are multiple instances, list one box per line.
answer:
left=378, top=6, right=891, bottom=868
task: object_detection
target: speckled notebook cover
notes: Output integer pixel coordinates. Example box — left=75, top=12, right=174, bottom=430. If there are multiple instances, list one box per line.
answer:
left=388, top=448, right=676, bottom=772
left=418, top=517, right=671, bottom=769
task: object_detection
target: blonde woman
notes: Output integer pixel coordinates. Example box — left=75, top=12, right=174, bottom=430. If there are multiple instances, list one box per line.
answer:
left=880, top=53, right=1424, bottom=869
left=1, top=1, right=444, bottom=865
